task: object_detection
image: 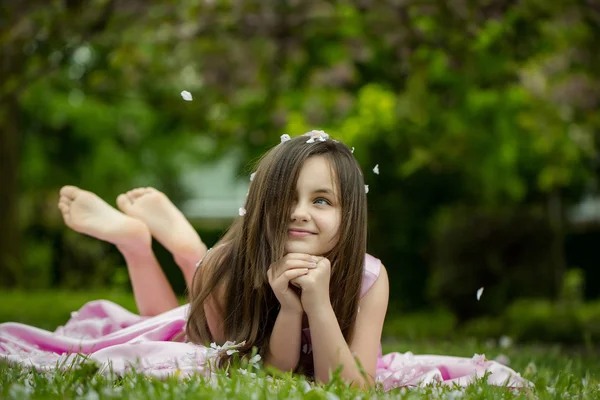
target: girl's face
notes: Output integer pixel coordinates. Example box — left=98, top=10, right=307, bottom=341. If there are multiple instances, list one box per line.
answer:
left=285, top=155, right=341, bottom=256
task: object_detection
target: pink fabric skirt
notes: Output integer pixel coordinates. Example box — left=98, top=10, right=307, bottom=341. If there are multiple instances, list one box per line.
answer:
left=0, top=300, right=529, bottom=389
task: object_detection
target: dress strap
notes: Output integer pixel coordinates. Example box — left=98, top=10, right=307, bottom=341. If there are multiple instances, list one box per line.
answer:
left=360, top=253, right=381, bottom=298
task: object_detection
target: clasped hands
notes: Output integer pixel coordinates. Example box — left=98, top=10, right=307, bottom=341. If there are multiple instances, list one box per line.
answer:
left=267, top=253, right=331, bottom=315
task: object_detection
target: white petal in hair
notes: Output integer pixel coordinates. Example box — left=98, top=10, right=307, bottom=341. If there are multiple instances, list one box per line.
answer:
left=280, top=134, right=291, bottom=143
left=250, top=172, right=256, bottom=181
left=365, top=185, right=369, bottom=194
left=239, top=207, right=247, bottom=216
left=304, top=130, right=329, bottom=143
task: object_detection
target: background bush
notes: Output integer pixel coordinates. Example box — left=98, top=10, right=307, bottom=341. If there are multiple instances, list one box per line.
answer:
left=2, top=1, right=600, bottom=337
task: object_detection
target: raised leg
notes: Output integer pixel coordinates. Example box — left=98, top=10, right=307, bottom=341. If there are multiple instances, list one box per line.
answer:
left=58, top=185, right=179, bottom=316
left=116, top=187, right=208, bottom=291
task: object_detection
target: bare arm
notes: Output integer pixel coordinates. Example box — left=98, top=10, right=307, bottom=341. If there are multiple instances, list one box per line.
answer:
left=263, top=308, right=303, bottom=372
left=308, top=265, right=389, bottom=388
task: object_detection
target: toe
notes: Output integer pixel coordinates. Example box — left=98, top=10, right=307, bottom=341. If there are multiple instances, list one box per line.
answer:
left=60, top=185, right=80, bottom=199
left=116, top=194, right=132, bottom=212
left=131, top=188, right=146, bottom=199
left=126, top=190, right=138, bottom=201
left=58, top=198, right=71, bottom=208
left=58, top=203, right=70, bottom=214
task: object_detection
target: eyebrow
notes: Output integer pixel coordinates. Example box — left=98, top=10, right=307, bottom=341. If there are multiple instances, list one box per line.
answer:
left=313, top=188, right=335, bottom=195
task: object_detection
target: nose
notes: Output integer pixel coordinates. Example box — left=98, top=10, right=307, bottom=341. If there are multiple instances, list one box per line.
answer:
left=291, top=201, right=311, bottom=222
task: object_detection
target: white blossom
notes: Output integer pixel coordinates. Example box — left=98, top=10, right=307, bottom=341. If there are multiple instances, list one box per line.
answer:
left=476, top=287, right=484, bottom=301
left=499, top=335, right=513, bottom=349
left=239, top=207, right=246, bottom=216
left=248, top=354, right=261, bottom=367
left=180, top=90, right=193, bottom=101
left=280, top=134, right=291, bottom=143
left=304, top=130, right=329, bottom=142
left=373, top=164, right=379, bottom=174
left=471, top=353, right=486, bottom=366
left=250, top=172, right=256, bottom=181
left=365, top=185, right=369, bottom=194
left=351, top=147, right=355, bottom=153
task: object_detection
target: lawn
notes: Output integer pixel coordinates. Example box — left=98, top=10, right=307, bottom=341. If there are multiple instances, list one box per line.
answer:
left=1, top=291, right=598, bottom=399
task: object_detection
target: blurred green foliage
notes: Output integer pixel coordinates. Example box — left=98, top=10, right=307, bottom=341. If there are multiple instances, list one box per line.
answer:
left=2, top=1, right=600, bottom=323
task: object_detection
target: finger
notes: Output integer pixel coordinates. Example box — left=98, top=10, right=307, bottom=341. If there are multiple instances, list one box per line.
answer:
left=273, top=259, right=317, bottom=276
left=281, top=268, right=309, bottom=283
left=289, top=274, right=308, bottom=288
left=284, top=253, right=321, bottom=263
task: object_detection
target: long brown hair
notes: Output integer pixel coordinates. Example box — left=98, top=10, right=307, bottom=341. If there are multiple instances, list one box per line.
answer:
left=185, top=134, right=367, bottom=364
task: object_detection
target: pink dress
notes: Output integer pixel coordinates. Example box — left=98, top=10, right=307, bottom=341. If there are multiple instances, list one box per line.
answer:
left=0, top=254, right=529, bottom=389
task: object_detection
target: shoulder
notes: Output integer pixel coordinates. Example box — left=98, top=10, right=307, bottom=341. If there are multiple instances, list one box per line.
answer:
left=360, top=253, right=384, bottom=298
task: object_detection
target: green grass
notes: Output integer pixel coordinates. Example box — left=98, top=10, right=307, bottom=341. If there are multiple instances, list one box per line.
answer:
left=1, top=343, right=598, bottom=399
left=1, top=290, right=599, bottom=398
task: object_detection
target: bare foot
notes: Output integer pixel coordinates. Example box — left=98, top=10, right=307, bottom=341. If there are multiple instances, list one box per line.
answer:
left=116, top=188, right=207, bottom=267
left=58, top=186, right=151, bottom=250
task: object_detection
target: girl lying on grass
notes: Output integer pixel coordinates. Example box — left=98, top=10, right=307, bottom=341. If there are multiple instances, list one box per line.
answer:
left=0, top=132, right=528, bottom=390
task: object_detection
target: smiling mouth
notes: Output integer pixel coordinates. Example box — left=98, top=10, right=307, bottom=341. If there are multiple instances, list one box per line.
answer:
left=288, top=229, right=315, bottom=237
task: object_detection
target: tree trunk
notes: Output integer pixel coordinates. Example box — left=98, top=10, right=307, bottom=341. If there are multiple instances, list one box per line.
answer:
left=0, top=99, right=20, bottom=286
left=548, top=190, right=565, bottom=298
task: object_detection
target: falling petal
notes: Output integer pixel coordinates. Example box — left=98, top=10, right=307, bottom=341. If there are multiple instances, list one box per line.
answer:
left=476, top=287, right=484, bottom=301
left=280, top=134, right=291, bottom=143
left=239, top=207, right=246, bottom=216
left=180, top=90, right=193, bottom=101
left=373, top=164, right=379, bottom=174
left=250, top=172, right=256, bottom=181
left=365, top=185, right=369, bottom=194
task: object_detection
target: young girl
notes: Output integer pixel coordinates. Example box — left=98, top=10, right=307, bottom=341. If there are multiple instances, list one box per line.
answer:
left=0, top=132, right=528, bottom=389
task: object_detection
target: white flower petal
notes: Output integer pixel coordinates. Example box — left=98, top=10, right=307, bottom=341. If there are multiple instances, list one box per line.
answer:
left=373, top=164, right=379, bottom=175
left=250, top=172, right=256, bottom=181
left=476, top=287, right=484, bottom=301
left=351, top=147, right=355, bottom=153
left=499, top=335, right=513, bottom=349
left=364, top=185, right=369, bottom=194
left=180, top=90, right=193, bottom=101
left=239, top=207, right=246, bottom=216
left=306, top=137, right=315, bottom=144
left=248, top=354, right=261, bottom=365
left=280, top=134, right=291, bottom=143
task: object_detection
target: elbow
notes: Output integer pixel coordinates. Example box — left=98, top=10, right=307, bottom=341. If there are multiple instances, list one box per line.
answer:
left=263, top=356, right=297, bottom=374
left=317, top=371, right=373, bottom=390
left=348, top=375, right=373, bottom=390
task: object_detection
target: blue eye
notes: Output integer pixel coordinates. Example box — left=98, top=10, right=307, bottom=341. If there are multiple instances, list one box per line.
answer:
left=314, top=198, right=331, bottom=205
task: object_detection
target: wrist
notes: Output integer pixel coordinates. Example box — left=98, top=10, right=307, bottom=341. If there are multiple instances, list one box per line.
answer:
left=279, top=305, right=304, bottom=317
left=305, top=300, right=334, bottom=320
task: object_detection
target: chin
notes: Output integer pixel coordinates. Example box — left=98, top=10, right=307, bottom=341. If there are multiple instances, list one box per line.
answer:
left=285, top=242, right=319, bottom=255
